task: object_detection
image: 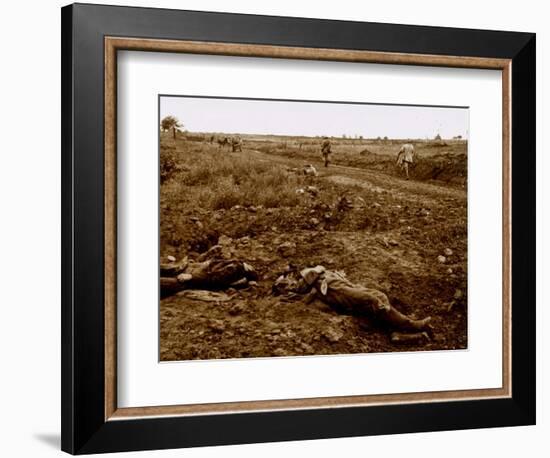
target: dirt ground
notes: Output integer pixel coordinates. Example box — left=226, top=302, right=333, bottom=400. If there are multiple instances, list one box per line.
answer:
left=159, top=133, right=468, bottom=361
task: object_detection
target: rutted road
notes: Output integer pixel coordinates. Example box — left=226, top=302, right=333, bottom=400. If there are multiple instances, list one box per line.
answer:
left=240, top=148, right=466, bottom=204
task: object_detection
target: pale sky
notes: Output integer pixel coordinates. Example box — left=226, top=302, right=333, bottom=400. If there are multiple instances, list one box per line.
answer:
left=160, top=95, right=469, bottom=139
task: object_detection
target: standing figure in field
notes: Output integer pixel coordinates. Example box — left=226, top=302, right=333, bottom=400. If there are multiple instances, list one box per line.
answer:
left=231, top=136, right=243, bottom=152
left=217, top=136, right=230, bottom=150
left=273, top=265, right=433, bottom=337
left=321, top=137, right=332, bottom=167
left=396, top=143, right=416, bottom=179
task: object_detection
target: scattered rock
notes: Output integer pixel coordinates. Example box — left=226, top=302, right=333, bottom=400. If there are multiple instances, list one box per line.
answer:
left=372, top=202, right=382, bottom=208
left=218, top=234, right=233, bottom=246
left=388, top=239, right=399, bottom=246
left=310, top=217, right=320, bottom=225
left=390, top=331, right=430, bottom=344
left=178, top=290, right=232, bottom=302
left=444, top=248, right=453, bottom=256
left=166, top=255, right=176, bottom=262
left=437, top=255, right=447, bottom=263
left=447, top=268, right=453, bottom=274
left=305, top=186, right=320, bottom=197
left=273, top=348, right=288, bottom=357
left=378, top=238, right=389, bottom=248
left=208, top=319, right=226, bottom=333
left=277, top=241, right=297, bottom=257
left=229, top=303, right=246, bottom=316
left=355, top=197, right=366, bottom=206
left=337, top=196, right=354, bottom=211
left=446, top=290, right=464, bottom=312
left=322, top=327, right=343, bottom=343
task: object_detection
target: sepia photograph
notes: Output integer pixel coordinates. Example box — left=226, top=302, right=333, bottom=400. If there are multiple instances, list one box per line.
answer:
left=159, top=95, right=469, bottom=362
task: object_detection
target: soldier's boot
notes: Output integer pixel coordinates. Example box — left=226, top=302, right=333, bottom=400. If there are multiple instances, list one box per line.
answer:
left=381, top=307, right=432, bottom=333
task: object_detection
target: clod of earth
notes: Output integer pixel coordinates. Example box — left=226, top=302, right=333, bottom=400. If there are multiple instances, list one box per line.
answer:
left=229, top=303, right=246, bottom=316
left=277, top=241, right=297, bottom=257
left=323, top=327, right=344, bottom=343
left=208, top=319, right=226, bottom=333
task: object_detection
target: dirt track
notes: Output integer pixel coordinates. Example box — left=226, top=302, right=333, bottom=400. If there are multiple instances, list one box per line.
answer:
left=247, top=147, right=465, bottom=199
left=160, top=141, right=468, bottom=361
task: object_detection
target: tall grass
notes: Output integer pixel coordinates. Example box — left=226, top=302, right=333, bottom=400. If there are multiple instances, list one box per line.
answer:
left=161, top=140, right=306, bottom=210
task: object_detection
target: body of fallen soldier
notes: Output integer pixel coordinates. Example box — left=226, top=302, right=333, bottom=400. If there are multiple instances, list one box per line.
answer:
left=160, top=258, right=258, bottom=298
left=274, top=265, right=432, bottom=341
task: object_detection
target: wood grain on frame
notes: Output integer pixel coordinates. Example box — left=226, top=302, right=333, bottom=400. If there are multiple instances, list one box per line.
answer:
left=104, top=37, right=512, bottom=421
left=105, top=38, right=118, bottom=420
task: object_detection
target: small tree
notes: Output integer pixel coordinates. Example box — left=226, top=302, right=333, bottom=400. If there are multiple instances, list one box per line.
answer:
left=161, top=115, right=183, bottom=139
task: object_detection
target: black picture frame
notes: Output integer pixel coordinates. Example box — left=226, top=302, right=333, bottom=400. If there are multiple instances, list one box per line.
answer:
left=61, top=3, right=536, bottom=454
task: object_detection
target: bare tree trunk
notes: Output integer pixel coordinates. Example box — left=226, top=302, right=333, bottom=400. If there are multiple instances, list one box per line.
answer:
left=172, top=127, right=176, bottom=139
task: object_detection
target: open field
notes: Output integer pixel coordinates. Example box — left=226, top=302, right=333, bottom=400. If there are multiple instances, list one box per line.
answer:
left=160, top=133, right=467, bottom=361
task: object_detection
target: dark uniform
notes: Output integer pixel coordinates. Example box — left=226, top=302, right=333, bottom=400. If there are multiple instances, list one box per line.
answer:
left=321, top=138, right=332, bottom=167
left=231, top=136, right=243, bottom=152
left=274, top=265, right=432, bottom=333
